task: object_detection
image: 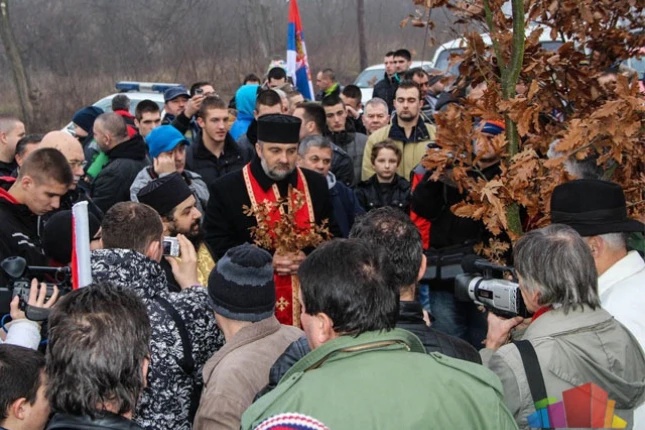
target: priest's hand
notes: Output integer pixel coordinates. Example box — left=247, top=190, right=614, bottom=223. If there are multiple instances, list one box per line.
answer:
left=273, top=250, right=306, bottom=276
left=166, top=235, right=200, bottom=289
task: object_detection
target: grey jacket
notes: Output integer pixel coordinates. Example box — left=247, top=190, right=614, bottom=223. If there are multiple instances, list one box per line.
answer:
left=482, top=306, right=645, bottom=430
left=193, top=317, right=302, bottom=430
left=130, top=166, right=209, bottom=214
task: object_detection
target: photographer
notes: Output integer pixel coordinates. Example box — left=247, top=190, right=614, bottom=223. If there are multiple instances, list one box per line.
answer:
left=482, top=225, right=645, bottom=430
left=1, top=280, right=58, bottom=350
left=90, top=201, right=223, bottom=430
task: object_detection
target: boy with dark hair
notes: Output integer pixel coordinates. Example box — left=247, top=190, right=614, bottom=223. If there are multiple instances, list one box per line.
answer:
left=46, top=283, right=150, bottom=430
left=0, top=344, right=49, bottom=430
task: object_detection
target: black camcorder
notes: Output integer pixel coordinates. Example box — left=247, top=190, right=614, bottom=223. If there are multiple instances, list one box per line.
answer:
left=454, top=255, right=531, bottom=319
left=0, top=256, right=71, bottom=321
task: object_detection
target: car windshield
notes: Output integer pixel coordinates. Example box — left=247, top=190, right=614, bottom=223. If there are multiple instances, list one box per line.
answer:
left=434, top=48, right=463, bottom=76
left=354, top=68, right=384, bottom=88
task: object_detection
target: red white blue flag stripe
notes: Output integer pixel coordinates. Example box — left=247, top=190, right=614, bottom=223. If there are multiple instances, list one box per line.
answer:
left=287, top=0, right=314, bottom=100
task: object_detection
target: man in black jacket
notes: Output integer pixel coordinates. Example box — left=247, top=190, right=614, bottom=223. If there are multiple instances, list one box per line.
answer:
left=373, top=49, right=412, bottom=112
left=0, top=148, right=72, bottom=287
left=187, top=96, right=254, bottom=189
left=410, top=120, right=504, bottom=347
left=91, top=113, right=148, bottom=213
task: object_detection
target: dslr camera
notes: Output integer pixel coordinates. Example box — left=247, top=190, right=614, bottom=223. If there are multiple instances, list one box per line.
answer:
left=0, top=256, right=71, bottom=321
left=454, top=255, right=531, bottom=319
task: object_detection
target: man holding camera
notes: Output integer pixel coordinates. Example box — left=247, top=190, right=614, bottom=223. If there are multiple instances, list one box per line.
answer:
left=482, top=225, right=645, bottom=430
left=137, top=173, right=215, bottom=291
left=0, top=148, right=72, bottom=287
left=90, top=201, right=224, bottom=430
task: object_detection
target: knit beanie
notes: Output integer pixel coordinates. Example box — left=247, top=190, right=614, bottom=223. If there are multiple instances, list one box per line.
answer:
left=207, top=243, right=275, bottom=322
left=254, top=413, right=330, bottom=430
left=42, top=210, right=102, bottom=265
left=72, top=106, right=104, bottom=134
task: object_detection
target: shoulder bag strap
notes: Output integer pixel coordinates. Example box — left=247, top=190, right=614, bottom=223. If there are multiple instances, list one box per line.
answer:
left=154, top=295, right=195, bottom=375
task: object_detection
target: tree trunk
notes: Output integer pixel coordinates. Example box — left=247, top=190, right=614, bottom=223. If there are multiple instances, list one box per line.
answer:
left=357, top=0, right=368, bottom=70
left=0, top=0, right=33, bottom=129
left=484, top=0, right=525, bottom=237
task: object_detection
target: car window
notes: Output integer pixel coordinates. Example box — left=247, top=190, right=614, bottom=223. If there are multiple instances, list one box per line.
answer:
left=354, top=69, right=384, bottom=88
left=434, top=48, right=463, bottom=76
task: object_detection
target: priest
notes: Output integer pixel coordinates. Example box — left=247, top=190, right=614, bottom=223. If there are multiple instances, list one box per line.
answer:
left=204, top=114, right=334, bottom=325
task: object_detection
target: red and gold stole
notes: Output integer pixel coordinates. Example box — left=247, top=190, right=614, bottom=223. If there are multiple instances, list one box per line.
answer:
left=242, top=164, right=315, bottom=326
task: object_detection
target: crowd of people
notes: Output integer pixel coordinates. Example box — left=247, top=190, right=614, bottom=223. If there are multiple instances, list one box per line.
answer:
left=0, top=46, right=644, bottom=430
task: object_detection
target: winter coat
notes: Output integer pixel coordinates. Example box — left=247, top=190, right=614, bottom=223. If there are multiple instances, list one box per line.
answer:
left=90, top=248, right=224, bottom=430
left=355, top=173, right=410, bottom=213
left=185, top=132, right=254, bottom=190
left=397, top=300, right=481, bottom=363
left=193, top=317, right=303, bottom=430
left=372, top=72, right=399, bottom=113
left=230, top=84, right=259, bottom=141
left=0, top=178, right=48, bottom=287
left=482, top=306, right=645, bottom=430
left=91, top=135, right=148, bottom=213
left=130, top=166, right=209, bottom=214
left=242, top=329, right=517, bottom=430
left=327, top=130, right=368, bottom=184
left=361, top=117, right=436, bottom=181
left=326, top=172, right=364, bottom=238
left=47, top=413, right=144, bottom=430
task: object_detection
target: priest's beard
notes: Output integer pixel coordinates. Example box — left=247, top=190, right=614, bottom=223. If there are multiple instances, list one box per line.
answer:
left=261, top=158, right=294, bottom=181
left=168, top=219, right=204, bottom=249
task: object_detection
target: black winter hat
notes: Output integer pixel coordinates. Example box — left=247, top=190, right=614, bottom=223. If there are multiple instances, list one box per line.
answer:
left=207, top=243, right=275, bottom=322
left=257, top=114, right=301, bottom=144
left=137, top=173, right=193, bottom=217
left=42, top=210, right=101, bottom=265
left=550, top=179, right=644, bottom=236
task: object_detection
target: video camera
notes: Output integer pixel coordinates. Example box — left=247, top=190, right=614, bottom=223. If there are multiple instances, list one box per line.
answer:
left=0, top=256, right=71, bottom=321
left=454, top=255, right=531, bottom=319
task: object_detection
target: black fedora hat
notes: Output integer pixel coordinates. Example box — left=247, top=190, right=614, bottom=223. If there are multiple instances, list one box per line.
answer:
left=550, top=179, right=644, bottom=237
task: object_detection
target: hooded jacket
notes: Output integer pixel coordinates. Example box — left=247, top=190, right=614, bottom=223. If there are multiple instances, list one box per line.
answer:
left=0, top=177, right=48, bottom=287
left=91, top=135, right=148, bottom=213
left=91, top=249, right=224, bottom=430
left=482, top=306, right=645, bottom=430
left=230, top=84, right=259, bottom=141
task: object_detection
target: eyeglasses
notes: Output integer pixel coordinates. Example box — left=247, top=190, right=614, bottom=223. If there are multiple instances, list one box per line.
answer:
left=69, top=160, right=87, bottom=169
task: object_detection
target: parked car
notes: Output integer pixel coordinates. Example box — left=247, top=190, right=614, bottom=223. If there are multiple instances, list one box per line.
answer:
left=354, top=61, right=433, bottom=105
left=63, top=81, right=180, bottom=133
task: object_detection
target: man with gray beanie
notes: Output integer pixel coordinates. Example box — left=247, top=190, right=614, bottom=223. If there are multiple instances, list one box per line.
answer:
left=194, top=243, right=303, bottom=430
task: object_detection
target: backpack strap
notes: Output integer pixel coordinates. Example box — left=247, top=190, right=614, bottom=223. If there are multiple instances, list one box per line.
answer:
left=154, top=295, right=195, bottom=375
left=513, top=339, right=553, bottom=430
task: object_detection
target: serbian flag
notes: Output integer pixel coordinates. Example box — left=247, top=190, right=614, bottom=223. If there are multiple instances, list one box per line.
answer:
left=287, top=0, right=314, bottom=100
left=71, top=201, right=92, bottom=289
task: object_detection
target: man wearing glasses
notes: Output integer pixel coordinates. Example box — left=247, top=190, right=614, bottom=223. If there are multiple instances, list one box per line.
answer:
left=40, top=130, right=104, bottom=221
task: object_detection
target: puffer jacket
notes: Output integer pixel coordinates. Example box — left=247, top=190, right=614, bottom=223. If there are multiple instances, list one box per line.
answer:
left=91, top=249, right=224, bottom=430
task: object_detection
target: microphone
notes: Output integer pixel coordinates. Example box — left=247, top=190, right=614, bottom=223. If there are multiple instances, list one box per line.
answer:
left=461, top=254, right=513, bottom=273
